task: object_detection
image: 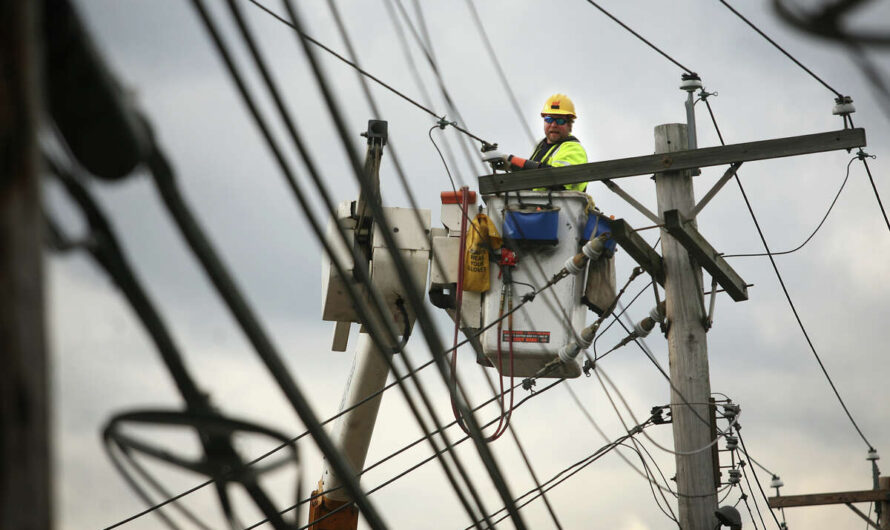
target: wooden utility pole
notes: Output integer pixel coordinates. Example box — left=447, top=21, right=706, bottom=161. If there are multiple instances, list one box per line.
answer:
left=0, top=1, right=52, bottom=528
left=655, top=123, right=717, bottom=529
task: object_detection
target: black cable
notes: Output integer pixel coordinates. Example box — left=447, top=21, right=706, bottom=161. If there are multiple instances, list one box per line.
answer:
left=740, top=461, right=770, bottom=530
left=583, top=0, right=695, bottom=74
left=246, top=0, right=494, bottom=147
left=738, top=431, right=784, bottom=528
left=278, top=3, right=527, bottom=526
left=859, top=155, right=890, bottom=234
left=592, top=280, right=653, bottom=361
left=482, top=418, right=655, bottom=528
left=702, top=98, right=876, bottom=451
left=390, top=0, right=488, bottom=176
left=429, top=125, right=458, bottom=191
left=617, top=441, right=680, bottom=526
left=44, top=159, right=293, bottom=530
left=724, top=157, right=857, bottom=258
left=217, top=0, right=493, bottom=524
left=462, top=0, right=537, bottom=147
left=717, top=0, right=843, bottom=97
left=246, top=378, right=567, bottom=530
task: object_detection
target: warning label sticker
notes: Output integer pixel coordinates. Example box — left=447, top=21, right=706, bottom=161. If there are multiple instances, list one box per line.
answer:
left=502, top=330, right=551, bottom=343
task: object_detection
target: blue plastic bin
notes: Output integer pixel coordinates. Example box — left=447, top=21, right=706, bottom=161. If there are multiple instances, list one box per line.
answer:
left=582, top=212, right=617, bottom=255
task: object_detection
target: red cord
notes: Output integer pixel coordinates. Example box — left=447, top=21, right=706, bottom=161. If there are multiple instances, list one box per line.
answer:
left=448, top=187, right=515, bottom=442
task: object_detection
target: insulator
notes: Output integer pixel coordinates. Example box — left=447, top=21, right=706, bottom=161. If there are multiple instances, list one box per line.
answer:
left=558, top=342, right=581, bottom=364
left=649, top=303, right=665, bottom=323
left=563, top=254, right=584, bottom=275
left=867, top=448, right=880, bottom=461
left=582, top=236, right=605, bottom=260
left=727, top=468, right=741, bottom=485
left=723, top=403, right=740, bottom=421
left=724, top=435, right=738, bottom=451
left=770, top=475, right=784, bottom=489
left=832, top=96, right=856, bottom=116
left=680, top=73, right=703, bottom=92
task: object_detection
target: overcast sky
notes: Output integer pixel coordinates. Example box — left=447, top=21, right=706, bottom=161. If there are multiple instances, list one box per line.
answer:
left=46, top=1, right=890, bottom=529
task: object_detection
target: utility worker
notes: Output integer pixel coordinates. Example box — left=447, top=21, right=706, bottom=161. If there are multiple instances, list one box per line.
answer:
left=482, top=93, right=589, bottom=192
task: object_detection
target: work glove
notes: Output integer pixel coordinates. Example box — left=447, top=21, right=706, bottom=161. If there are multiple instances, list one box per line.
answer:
left=481, top=149, right=509, bottom=170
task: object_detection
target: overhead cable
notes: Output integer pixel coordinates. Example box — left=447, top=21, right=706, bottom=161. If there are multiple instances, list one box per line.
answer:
left=278, top=2, right=527, bottom=526
left=723, top=156, right=857, bottom=258
left=247, top=0, right=495, bottom=147
left=463, top=0, right=537, bottom=146
left=583, top=0, right=695, bottom=74
left=703, top=97, right=877, bottom=451
left=217, top=0, right=498, bottom=524
left=717, top=0, right=843, bottom=97
left=245, top=378, right=567, bottom=530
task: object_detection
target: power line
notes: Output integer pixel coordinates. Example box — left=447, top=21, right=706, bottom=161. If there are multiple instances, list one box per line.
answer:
left=246, top=0, right=494, bottom=147
left=702, top=97, right=876, bottom=451
left=278, top=2, right=529, bottom=526
left=723, top=156, right=857, bottom=258
left=245, top=378, right=567, bottom=530
left=738, top=431, right=783, bottom=528
left=220, top=0, right=503, bottom=525
left=582, top=0, right=695, bottom=74
left=716, top=0, right=843, bottom=98
left=462, top=0, right=537, bottom=147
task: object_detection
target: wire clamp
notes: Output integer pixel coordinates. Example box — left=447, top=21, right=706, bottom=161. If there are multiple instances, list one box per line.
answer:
left=582, top=358, right=594, bottom=377
left=436, top=116, right=456, bottom=130
left=521, top=377, right=536, bottom=393
left=857, top=149, right=876, bottom=161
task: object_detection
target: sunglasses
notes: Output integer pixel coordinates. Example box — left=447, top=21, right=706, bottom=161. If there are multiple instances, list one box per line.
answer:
left=543, top=116, right=569, bottom=125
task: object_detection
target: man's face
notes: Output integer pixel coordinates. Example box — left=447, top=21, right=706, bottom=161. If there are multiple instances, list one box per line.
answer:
left=543, top=115, right=572, bottom=143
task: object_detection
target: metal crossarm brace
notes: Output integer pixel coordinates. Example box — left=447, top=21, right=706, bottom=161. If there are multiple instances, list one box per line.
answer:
left=610, top=219, right=665, bottom=286
left=478, top=128, right=866, bottom=193
left=663, top=210, right=748, bottom=302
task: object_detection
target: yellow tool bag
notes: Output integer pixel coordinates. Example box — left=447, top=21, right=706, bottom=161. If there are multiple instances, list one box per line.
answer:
left=463, top=212, right=502, bottom=292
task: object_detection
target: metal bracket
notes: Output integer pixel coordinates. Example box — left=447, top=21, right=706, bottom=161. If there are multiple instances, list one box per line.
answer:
left=690, top=162, right=742, bottom=218
left=603, top=179, right=662, bottom=225
left=663, top=210, right=748, bottom=302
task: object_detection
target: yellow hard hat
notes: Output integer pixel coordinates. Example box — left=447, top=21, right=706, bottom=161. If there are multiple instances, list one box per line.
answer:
left=541, top=94, right=577, bottom=119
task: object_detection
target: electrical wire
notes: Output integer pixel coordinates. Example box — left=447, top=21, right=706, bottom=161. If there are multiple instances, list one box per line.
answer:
left=218, top=1, right=500, bottom=525
left=245, top=377, right=567, bottom=530
left=740, top=461, right=770, bottom=530
left=246, top=0, right=495, bottom=147
left=716, top=0, right=843, bottom=97
left=480, top=416, right=656, bottom=528
left=278, top=3, right=528, bottom=526
left=738, top=431, right=784, bottom=528
left=724, top=156, right=857, bottom=258
left=462, top=0, right=537, bottom=147
left=616, top=441, right=680, bottom=527
left=582, top=0, right=695, bottom=74
left=702, top=97, right=876, bottom=451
